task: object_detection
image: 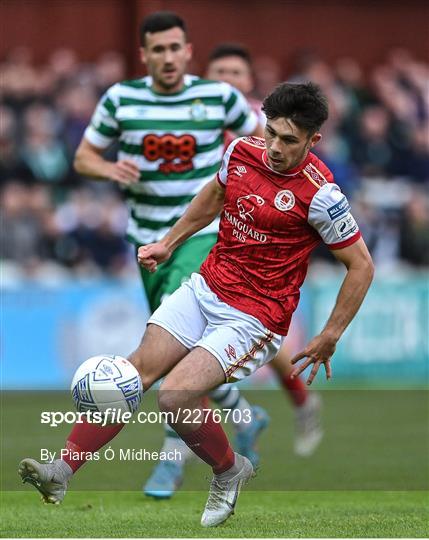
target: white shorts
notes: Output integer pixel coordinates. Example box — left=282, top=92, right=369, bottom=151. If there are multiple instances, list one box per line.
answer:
left=148, top=273, right=283, bottom=382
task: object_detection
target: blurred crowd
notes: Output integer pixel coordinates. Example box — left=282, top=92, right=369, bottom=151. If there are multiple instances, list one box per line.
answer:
left=1, top=46, right=428, bottom=283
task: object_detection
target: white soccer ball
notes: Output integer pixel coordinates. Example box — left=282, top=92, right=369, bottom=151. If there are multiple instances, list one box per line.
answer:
left=71, top=355, right=143, bottom=418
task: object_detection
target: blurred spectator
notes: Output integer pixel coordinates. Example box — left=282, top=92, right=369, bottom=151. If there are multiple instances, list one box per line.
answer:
left=20, top=103, right=71, bottom=185
left=335, top=57, right=374, bottom=112
left=48, top=48, right=81, bottom=88
left=0, top=47, right=39, bottom=110
left=56, top=82, right=99, bottom=153
left=0, top=45, right=428, bottom=278
left=0, top=182, right=52, bottom=267
left=405, top=125, right=429, bottom=183
left=54, top=188, right=129, bottom=275
left=252, top=55, right=282, bottom=100
left=315, top=134, right=360, bottom=198
left=94, top=51, right=126, bottom=94
left=399, top=190, right=429, bottom=267
left=206, top=43, right=266, bottom=127
left=0, top=105, right=34, bottom=184
left=349, top=105, right=394, bottom=178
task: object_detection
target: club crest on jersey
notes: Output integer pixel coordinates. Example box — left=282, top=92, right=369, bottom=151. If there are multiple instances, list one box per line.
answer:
left=274, top=190, right=295, bottom=212
left=190, top=99, right=207, bottom=121
left=237, top=194, right=265, bottom=221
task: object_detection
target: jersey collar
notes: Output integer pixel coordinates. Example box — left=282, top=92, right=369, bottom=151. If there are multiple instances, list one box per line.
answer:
left=144, top=74, right=194, bottom=97
left=262, top=151, right=312, bottom=177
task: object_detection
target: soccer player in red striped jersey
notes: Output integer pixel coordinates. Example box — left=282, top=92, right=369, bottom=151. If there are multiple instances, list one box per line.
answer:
left=19, top=82, right=373, bottom=528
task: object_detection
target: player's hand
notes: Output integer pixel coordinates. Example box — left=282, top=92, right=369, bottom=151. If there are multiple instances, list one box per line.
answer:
left=106, top=159, right=140, bottom=185
left=137, top=243, right=172, bottom=273
left=289, top=332, right=337, bottom=385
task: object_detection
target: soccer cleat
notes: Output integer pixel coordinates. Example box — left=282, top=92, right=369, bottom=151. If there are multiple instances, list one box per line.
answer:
left=294, top=393, right=323, bottom=457
left=201, top=453, right=254, bottom=527
left=18, top=458, right=72, bottom=504
left=235, top=405, right=269, bottom=468
left=143, top=460, right=184, bottom=499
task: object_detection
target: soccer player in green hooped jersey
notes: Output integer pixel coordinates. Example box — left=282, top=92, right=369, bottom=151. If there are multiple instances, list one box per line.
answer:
left=74, top=11, right=266, bottom=498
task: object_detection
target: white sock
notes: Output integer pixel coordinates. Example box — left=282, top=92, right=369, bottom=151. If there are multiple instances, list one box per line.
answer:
left=209, top=384, right=252, bottom=432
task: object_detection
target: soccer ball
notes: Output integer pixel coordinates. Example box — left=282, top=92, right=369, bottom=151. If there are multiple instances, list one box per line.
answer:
left=71, top=355, right=143, bottom=418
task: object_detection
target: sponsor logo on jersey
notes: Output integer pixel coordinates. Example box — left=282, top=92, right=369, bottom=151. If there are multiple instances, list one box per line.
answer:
left=234, top=165, right=247, bottom=177
left=327, top=196, right=350, bottom=220
left=333, top=213, right=358, bottom=239
left=190, top=99, right=207, bottom=121
left=237, top=194, right=265, bottom=221
left=143, top=133, right=196, bottom=173
left=274, top=190, right=295, bottom=212
left=224, top=210, right=267, bottom=243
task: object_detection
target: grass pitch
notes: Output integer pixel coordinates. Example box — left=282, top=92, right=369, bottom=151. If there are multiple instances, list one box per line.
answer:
left=1, top=389, right=428, bottom=537
left=1, top=490, right=428, bottom=537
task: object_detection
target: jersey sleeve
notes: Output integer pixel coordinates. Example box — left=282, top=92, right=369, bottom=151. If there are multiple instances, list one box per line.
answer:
left=84, top=84, right=121, bottom=148
left=216, top=138, right=242, bottom=187
left=308, top=183, right=361, bottom=249
left=222, top=84, right=258, bottom=136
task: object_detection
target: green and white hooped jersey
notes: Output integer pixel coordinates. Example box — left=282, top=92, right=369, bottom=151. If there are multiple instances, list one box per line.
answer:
left=84, top=74, right=258, bottom=245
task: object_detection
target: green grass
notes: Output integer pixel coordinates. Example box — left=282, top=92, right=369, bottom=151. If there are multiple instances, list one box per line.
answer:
left=1, top=490, right=428, bottom=537
left=1, top=389, right=428, bottom=536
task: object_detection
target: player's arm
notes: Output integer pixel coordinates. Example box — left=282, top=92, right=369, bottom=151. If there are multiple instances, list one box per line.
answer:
left=224, top=84, right=263, bottom=138
left=138, top=178, right=225, bottom=272
left=321, top=238, right=374, bottom=343
left=73, top=85, right=140, bottom=185
left=250, top=122, right=264, bottom=137
left=291, top=237, right=374, bottom=384
left=74, top=138, right=140, bottom=185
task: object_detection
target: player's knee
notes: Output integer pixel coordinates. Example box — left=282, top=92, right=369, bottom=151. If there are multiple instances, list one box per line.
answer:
left=158, top=377, right=189, bottom=415
left=157, top=389, right=182, bottom=416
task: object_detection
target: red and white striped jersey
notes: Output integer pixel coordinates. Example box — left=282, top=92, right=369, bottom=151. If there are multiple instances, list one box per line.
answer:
left=200, top=136, right=361, bottom=335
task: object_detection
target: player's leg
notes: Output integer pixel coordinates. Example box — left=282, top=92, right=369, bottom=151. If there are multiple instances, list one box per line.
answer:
left=209, top=384, right=269, bottom=467
left=143, top=235, right=268, bottom=496
left=157, top=273, right=283, bottom=526
left=19, top=279, right=205, bottom=503
left=142, top=422, right=194, bottom=499
left=139, top=245, right=198, bottom=497
left=158, top=347, right=255, bottom=528
left=141, top=234, right=224, bottom=498
left=140, top=240, right=208, bottom=497
left=270, top=346, right=323, bottom=456
left=18, top=325, right=189, bottom=503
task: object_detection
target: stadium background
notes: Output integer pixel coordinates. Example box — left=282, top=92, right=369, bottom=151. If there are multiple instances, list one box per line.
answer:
left=1, top=0, right=428, bottom=388
left=1, top=2, right=428, bottom=537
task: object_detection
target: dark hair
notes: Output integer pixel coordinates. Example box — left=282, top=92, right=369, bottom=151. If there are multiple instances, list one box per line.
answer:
left=140, top=12, right=187, bottom=46
left=262, top=82, right=329, bottom=134
left=208, top=43, right=251, bottom=66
